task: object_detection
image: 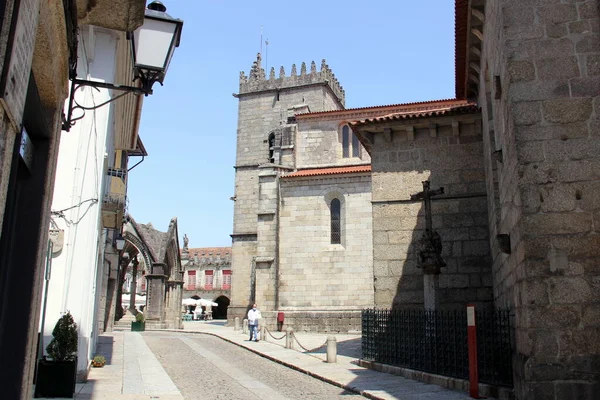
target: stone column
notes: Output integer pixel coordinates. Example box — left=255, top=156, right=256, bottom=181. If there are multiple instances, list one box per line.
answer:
left=129, top=256, right=139, bottom=311
left=165, top=280, right=184, bottom=329
left=145, top=262, right=167, bottom=321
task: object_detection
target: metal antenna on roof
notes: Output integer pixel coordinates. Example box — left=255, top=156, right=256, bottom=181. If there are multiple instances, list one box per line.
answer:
left=265, top=38, right=269, bottom=73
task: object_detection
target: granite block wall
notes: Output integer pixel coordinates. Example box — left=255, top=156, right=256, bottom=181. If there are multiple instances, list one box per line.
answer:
left=278, top=174, right=373, bottom=309
left=370, top=117, right=493, bottom=310
left=480, top=1, right=600, bottom=398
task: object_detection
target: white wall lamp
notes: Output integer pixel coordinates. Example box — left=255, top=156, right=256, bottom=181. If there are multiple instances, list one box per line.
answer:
left=114, top=233, right=126, bottom=251
left=62, top=1, right=183, bottom=131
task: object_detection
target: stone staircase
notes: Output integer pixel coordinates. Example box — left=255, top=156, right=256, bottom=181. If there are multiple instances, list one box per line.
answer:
left=113, top=310, right=136, bottom=330
left=113, top=310, right=168, bottom=330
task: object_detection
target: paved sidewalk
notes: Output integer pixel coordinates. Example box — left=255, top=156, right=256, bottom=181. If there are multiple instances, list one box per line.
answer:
left=40, top=321, right=472, bottom=399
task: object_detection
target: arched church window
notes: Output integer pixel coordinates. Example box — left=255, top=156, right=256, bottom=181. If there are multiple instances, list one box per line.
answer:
left=268, top=132, right=275, bottom=163
left=330, top=198, right=341, bottom=244
left=342, top=125, right=361, bottom=159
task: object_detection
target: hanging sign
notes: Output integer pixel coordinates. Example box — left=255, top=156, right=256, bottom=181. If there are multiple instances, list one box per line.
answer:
left=48, top=229, right=64, bottom=254
left=19, top=127, right=34, bottom=171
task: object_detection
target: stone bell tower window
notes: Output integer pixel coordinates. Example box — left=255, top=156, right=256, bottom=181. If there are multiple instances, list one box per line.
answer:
left=268, top=132, right=275, bottom=163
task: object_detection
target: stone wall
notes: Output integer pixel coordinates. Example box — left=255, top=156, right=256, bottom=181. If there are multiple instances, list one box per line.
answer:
left=0, top=106, right=16, bottom=235
left=479, top=0, right=600, bottom=398
left=370, top=116, right=493, bottom=310
left=278, top=174, right=373, bottom=308
left=261, top=310, right=362, bottom=333
left=296, top=118, right=372, bottom=168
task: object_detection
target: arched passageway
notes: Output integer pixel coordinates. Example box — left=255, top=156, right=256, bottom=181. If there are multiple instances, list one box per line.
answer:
left=213, top=296, right=230, bottom=319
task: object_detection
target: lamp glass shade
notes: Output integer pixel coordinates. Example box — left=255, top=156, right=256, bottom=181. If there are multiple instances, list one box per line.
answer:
left=132, top=17, right=178, bottom=72
left=115, top=236, right=126, bottom=251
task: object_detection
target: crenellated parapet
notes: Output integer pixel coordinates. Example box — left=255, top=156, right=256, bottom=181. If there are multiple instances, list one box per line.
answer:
left=238, top=53, right=345, bottom=106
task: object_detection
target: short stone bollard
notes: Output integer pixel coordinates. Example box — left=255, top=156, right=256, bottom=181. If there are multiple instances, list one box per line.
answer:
left=234, top=317, right=240, bottom=331
left=261, top=325, right=266, bottom=342
left=285, top=327, right=294, bottom=349
left=326, top=336, right=337, bottom=363
left=243, top=318, right=248, bottom=334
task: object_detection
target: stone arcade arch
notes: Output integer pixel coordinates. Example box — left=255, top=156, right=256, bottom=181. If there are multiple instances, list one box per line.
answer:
left=119, top=216, right=184, bottom=329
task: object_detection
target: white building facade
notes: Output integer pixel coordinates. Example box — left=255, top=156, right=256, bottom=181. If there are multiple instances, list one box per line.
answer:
left=43, top=25, right=145, bottom=378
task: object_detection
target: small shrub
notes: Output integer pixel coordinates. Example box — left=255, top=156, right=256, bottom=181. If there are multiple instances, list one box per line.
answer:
left=92, top=355, right=105, bottom=364
left=46, top=312, right=78, bottom=362
left=135, top=312, right=145, bottom=323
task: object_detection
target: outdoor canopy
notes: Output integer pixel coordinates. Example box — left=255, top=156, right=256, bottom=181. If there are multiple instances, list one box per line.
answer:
left=182, top=298, right=218, bottom=307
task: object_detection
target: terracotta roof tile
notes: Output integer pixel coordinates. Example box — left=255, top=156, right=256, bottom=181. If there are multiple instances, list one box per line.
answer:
left=283, top=165, right=371, bottom=179
left=295, top=98, right=464, bottom=120
left=349, top=101, right=479, bottom=127
left=184, top=247, right=231, bottom=257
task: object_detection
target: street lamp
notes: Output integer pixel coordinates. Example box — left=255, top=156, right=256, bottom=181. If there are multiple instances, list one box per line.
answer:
left=62, top=1, right=184, bottom=131
left=114, top=233, right=126, bottom=251
left=130, top=1, right=184, bottom=94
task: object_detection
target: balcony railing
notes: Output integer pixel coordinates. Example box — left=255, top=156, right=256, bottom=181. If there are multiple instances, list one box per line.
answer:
left=107, top=167, right=127, bottom=179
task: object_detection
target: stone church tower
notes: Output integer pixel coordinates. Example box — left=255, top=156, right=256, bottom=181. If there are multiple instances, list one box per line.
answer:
left=229, top=54, right=373, bottom=325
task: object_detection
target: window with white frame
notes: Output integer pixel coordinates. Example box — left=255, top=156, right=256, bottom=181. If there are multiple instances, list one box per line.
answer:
left=186, top=270, right=196, bottom=290
left=205, top=270, right=214, bottom=290
left=222, top=270, right=231, bottom=290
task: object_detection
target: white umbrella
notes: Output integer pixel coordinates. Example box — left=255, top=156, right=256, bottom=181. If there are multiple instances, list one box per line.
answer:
left=197, top=299, right=218, bottom=307
left=182, top=298, right=200, bottom=306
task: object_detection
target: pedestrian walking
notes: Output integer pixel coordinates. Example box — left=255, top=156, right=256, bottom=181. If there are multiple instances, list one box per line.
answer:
left=247, top=303, right=261, bottom=341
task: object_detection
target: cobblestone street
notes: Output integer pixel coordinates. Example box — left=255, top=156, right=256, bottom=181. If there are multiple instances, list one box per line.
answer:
left=143, top=331, right=360, bottom=399
left=67, top=323, right=473, bottom=400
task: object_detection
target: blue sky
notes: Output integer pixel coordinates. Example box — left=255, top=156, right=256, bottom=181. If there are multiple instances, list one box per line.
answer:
left=127, top=0, right=456, bottom=247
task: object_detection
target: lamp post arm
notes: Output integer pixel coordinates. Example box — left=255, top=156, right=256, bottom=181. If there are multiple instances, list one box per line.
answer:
left=62, top=79, right=152, bottom=132
left=73, top=79, right=151, bottom=95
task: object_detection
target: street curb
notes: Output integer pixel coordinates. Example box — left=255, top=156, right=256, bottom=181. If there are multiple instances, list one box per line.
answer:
left=145, top=328, right=385, bottom=400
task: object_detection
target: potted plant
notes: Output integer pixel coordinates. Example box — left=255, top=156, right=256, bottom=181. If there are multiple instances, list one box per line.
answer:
left=131, top=312, right=145, bottom=332
left=34, top=312, right=78, bottom=398
left=92, top=355, right=106, bottom=368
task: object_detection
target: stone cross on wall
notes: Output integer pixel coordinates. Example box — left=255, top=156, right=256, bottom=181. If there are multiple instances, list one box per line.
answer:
left=410, top=181, right=446, bottom=310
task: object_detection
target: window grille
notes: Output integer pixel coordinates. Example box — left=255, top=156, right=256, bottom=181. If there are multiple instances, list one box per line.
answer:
left=331, top=198, right=341, bottom=244
left=282, top=127, right=293, bottom=146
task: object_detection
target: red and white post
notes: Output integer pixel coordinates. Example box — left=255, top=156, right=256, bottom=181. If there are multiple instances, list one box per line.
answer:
left=467, top=304, right=479, bottom=399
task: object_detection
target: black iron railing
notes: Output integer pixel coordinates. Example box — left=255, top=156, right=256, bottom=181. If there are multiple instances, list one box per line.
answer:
left=362, top=308, right=513, bottom=387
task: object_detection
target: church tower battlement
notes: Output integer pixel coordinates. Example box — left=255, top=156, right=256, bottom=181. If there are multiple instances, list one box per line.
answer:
left=239, top=53, right=345, bottom=106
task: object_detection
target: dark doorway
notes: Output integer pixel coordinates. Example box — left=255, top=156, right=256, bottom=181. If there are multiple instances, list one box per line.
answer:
left=0, top=73, right=55, bottom=398
left=213, top=296, right=230, bottom=319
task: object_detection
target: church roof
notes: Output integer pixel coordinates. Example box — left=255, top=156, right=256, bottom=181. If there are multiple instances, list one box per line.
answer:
left=135, top=222, right=169, bottom=262
left=184, top=247, right=231, bottom=258
left=294, top=0, right=472, bottom=121
left=282, top=165, right=371, bottom=179
left=349, top=101, right=478, bottom=127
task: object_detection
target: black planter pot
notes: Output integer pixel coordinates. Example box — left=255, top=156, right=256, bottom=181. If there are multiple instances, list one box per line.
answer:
left=34, top=357, right=77, bottom=398
left=131, top=321, right=145, bottom=331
